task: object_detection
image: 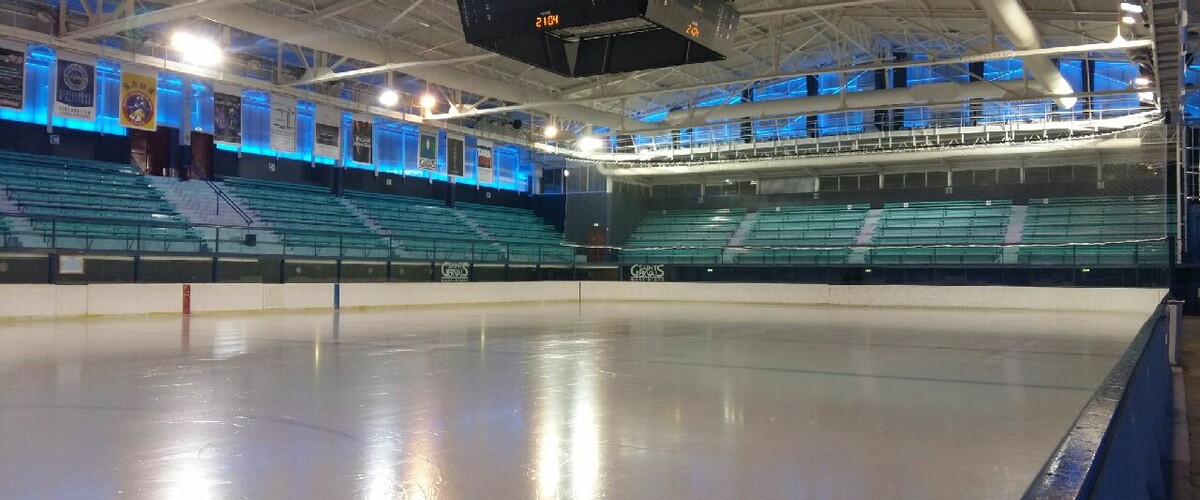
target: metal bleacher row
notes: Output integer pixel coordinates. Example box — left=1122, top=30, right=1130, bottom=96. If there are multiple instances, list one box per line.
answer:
left=0, top=151, right=1172, bottom=267
left=0, top=152, right=574, bottom=262
left=0, top=151, right=205, bottom=252
left=620, top=197, right=1169, bottom=266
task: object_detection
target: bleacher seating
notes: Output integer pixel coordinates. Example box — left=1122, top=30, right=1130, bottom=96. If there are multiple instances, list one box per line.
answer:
left=734, top=204, right=869, bottom=264
left=1018, top=195, right=1167, bottom=265
left=622, top=208, right=744, bottom=263
left=344, top=191, right=501, bottom=261
left=456, top=202, right=574, bottom=262
left=224, top=178, right=388, bottom=257
left=0, top=151, right=203, bottom=252
left=867, top=200, right=1011, bottom=265
left=0, top=216, right=13, bottom=247
left=0, top=148, right=1171, bottom=270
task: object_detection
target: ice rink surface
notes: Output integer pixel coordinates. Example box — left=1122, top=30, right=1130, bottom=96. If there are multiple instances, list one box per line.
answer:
left=0, top=302, right=1149, bottom=499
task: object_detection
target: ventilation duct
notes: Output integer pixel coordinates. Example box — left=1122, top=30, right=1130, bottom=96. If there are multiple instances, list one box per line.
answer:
left=664, top=80, right=1050, bottom=125
left=981, top=0, right=1077, bottom=110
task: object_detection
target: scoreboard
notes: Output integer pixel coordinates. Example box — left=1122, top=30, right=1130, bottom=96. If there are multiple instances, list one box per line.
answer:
left=457, top=0, right=740, bottom=77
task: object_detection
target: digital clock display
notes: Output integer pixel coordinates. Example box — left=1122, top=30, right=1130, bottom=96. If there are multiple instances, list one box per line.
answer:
left=535, top=13, right=561, bottom=29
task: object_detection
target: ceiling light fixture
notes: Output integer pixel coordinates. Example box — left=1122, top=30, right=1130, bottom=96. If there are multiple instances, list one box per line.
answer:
left=579, top=136, right=603, bottom=152
left=1120, top=2, right=1144, bottom=13
left=544, top=124, right=559, bottom=140
left=419, top=94, right=437, bottom=109
left=377, top=89, right=399, bottom=107
left=170, top=32, right=223, bottom=67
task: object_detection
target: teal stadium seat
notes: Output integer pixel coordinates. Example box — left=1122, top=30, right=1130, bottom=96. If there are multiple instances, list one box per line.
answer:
left=224, top=178, right=389, bottom=258
left=455, top=202, right=575, bottom=263
left=1018, top=196, right=1168, bottom=265
left=0, top=151, right=204, bottom=252
left=735, top=204, right=869, bottom=264
left=867, top=200, right=1011, bottom=265
left=344, top=191, right=503, bottom=262
left=622, top=208, right=745, bottom=263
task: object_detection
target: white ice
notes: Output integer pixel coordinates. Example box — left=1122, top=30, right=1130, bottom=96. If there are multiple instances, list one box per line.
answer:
left=0, top=302, right=1147, bottom=499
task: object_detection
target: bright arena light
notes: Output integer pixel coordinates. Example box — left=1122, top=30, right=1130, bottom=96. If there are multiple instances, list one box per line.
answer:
left=377, top=89, right=400, bottom=107
left=578, top=136, right=603, bottom=152
left=1139, top=91, right=1156, bottom=102
left=419, top=94, right=437, bottom=109
left=1121, top=15, right=1138, bottom=24
left=1134, top=76, right=1151, bottom=87
left=1120, top=2, right=1144, bottom=13
left=544, top=124, right=559, bottom=140
left=170, top=32, right=223, bottom=67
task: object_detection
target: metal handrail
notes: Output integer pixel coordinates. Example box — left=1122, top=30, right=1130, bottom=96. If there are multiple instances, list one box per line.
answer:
left=185, top=164, right=254, bottom=226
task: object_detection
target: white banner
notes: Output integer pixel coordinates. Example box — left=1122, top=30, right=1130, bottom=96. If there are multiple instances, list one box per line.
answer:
left=270, top=95, right=297, bottom=153
left=476, top=140, right=494, bottom=184
left=314, top=106, right=341, bottom=159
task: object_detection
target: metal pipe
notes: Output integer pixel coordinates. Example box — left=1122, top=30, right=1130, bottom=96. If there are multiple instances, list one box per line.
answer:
left=981, top=0, right=1078, bottom=110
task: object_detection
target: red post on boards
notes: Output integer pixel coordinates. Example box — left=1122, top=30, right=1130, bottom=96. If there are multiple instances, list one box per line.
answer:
left=182, top=284, right=192, bottom=315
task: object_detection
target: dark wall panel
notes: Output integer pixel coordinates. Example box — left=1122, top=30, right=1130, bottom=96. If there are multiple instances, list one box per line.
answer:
left=0, top=122, right=132, bottom=164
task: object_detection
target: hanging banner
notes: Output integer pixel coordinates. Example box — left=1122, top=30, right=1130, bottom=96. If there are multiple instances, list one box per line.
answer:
left=477, top=140, right=494, bottom=184
left=446, top=133, right=465, bottom=177
left=314, top=107, right=341, bottom=159
left=213, top=92, right=242, bottom=144
left=418, top=129, right=438, bottom=171
left=352, top=118, right=373, bottom=164
left=55, top=59, right=95, bottom=121
left=0, top=47, right=25, bottom=110
left=270, top=96, right=297, bottom=153
left=119, top=72, right=157, bottom=131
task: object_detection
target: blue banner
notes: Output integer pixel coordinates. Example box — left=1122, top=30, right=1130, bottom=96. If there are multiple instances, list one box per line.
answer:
left=54, top=60, right=95, bottom=121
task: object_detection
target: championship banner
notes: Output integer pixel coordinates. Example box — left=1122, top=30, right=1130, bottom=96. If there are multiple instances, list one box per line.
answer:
left=270, top=96, right=297, bottom=153
left=476, top=140, right=494, bottom=184
left=418, top=129, right=438, bottom=171
left=446, top=133, right=465, bottom=178
left=55, top=59, right=95, bottom=121
left=119, top=72, right=157, bottom=131
left=314, top=107, right=341, bottom=159
left=213, top=92, right=242, bottom=144
left=0, top=47, right=25, bottom=111
left=351, top=118, right=373, bottom=164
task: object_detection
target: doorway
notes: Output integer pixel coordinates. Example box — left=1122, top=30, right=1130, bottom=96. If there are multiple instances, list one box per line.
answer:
left=586, top=226, right=607, bottom=262
left=130, top=127, right=176, bottom=177
left=189, top=131, right=214, bottom=180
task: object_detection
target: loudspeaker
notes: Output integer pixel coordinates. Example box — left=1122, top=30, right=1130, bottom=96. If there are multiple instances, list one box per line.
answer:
left=512, top=119, right=523, bottom=130
left=244, top=234, right=257, bottom=246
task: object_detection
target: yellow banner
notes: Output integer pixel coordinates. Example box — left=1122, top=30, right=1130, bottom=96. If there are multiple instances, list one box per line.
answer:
left=118, top=72, right=157, bottom=131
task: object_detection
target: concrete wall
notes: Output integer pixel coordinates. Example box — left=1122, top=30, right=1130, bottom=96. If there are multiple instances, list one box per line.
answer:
left=0, top=282, right=1165, bottom=320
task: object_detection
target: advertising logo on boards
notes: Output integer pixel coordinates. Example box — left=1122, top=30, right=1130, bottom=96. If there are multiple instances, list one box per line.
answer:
left=440, top=262, right=470, bottom=282
left=629, top=265, right=666, bottom=282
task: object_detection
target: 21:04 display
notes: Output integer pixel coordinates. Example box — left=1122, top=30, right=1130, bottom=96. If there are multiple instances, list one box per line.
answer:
left=535, top=13, right=560, bottom=29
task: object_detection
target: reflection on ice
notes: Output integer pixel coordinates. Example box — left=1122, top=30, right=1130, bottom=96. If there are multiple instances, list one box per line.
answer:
left=0, top=302, right=1148, bottom=499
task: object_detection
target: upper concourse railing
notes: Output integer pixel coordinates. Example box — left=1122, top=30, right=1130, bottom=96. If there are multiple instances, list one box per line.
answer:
left=557, top=101, right=1159, bottom=163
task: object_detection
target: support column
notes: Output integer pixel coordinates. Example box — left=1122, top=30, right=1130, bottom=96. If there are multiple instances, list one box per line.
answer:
left=873, top=68, right=889, bottom=132
left=805, top=75, right=819, bottom=138
left=1082, top=59, right=1096, bottom=116
left=968, top=61, right=985, bottom=125
left=890, top=53, right=908, bottom=130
